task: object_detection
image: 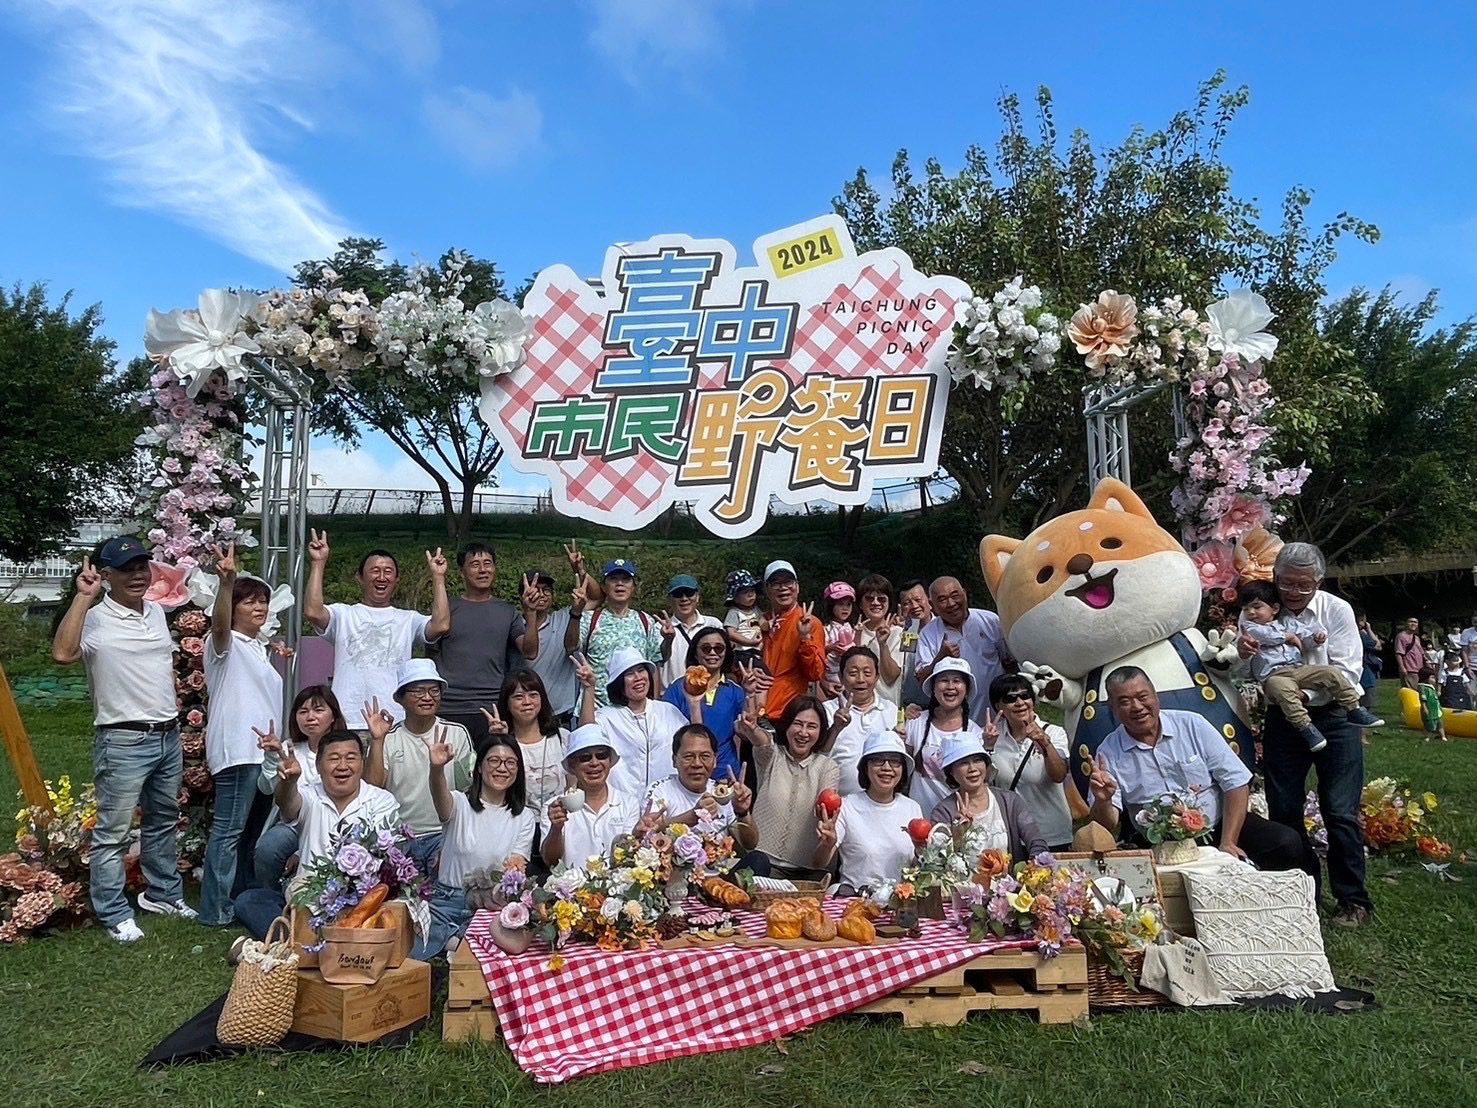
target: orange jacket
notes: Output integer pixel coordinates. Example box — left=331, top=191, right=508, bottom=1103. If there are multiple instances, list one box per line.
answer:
left=762, top=607, right=826, bottom=721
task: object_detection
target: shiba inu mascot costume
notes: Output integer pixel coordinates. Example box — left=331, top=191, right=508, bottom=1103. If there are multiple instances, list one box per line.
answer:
left=980, top=478, right=1250, bottom=796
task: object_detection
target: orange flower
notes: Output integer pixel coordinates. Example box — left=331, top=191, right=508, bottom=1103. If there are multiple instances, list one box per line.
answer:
left=973, top=849, right=1011, bottom=885
left=895, top=882, right=916, bottom=901
left=1417, top=836, right=1453, bottom=861
left=1068, top=291, right=1139, bottom=370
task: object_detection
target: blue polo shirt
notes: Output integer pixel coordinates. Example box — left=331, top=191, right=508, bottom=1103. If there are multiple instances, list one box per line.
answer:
left=1097, top=709, right=1251, bottom=829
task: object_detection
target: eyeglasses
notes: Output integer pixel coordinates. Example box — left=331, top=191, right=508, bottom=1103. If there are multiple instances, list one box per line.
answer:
left=1278, top=580, right=1319, bottom=596
left=678, top=751, right=715, bottom=765
left=868, top=755, right=904, bottom=768
left=404, top=685, right=441, bottom=700
left=573, top=750, right=611, bottom=764
left=999, top=691, right=1034, bottom=704
left=670, top=589, right=697, bottom=600
left=483, top=757, right=520, bottom=770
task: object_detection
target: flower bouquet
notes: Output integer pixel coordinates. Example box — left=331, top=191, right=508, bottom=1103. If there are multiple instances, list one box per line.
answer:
left=1352, top=778, right=1459, bottom=863
left=534, top=858, right=676, bottom=953
left=0, top=853, right=88, bottom=944
left=872, top=821, right=985, bottom=932
left=1075, top=901, right=1165, bottom=989
left=946, top=277, right=1063, bottom=417
left=289, top=820, right=431, bottom=946
left=959, top=852, right=1088, bottom=958
left=1134, top=794, right=1214, bottom=865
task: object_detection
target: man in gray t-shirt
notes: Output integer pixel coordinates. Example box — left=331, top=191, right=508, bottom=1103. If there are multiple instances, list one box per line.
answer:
left=520, top=567, right=584, bottom=727
left=429, top=543, right=538, bottom=745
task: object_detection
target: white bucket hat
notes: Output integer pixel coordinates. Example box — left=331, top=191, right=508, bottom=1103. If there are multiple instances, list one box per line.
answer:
left=563, top=723, right=618, bottom=769
left=393, top=658, right=446, bottom=700
left=923, top=656, right=975, bottom=700
left=605, top=645, right=658, bottom=702
left=938, top=734, right=991, bottom=779
left=859, top=731, right=914, bottom=774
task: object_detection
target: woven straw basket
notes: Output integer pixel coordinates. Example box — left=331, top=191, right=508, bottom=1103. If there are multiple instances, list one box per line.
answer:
left=217, top=916, right=300, bottom=1046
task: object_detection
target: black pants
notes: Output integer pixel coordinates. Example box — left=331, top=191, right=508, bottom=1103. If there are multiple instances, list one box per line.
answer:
left=440, top=711, right=490, bottom=750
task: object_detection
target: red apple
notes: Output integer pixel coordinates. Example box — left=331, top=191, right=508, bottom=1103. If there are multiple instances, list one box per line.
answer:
left=817, top=789, right=843, bottom=818
left=907, top=818, right=933, bottom=845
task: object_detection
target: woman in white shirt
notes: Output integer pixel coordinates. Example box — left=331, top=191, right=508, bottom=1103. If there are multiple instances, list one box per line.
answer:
left=251, top=684, right=347, bottom=891
left=583, top=646, right=687, bottom=801
left=416, top=733, right=536, bottom=959
left=199, top=544, right=278, bottom=927
left=813, top=732, right=922, bottom=894
left=485, top=670, right=569, bottom=857
left=821, top=646, right=901, bottom=796
left=929, top=735, right=1048, bottom=869
left=540, top=723, right=641, bottom=868
left=984, top=674, right=1074, bottom=850
left=906, top=657, right=983, bottom=817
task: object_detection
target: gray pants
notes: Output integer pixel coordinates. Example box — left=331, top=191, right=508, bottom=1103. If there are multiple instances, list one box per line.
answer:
left=1263, top=665, right=1360, bottom=730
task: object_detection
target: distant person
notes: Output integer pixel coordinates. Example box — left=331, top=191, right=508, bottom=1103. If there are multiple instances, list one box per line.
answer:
left=1417, top=665, right=1448, bottom=741
left=657, top=573, right=722, bottom=691
left=52, top=537, right=195, bottom=942
left=759, top=560, right=825, bottom=723
left=567, top=555, right=662, bottom=712
left=1460, top=613, right=1477, bottom=686
left=1355, top=609, right=1383, bottom=710
left=1394, top=617, right=1425, bottom=690
left=429, top=543, right=540, bottom=747
left=722, top=569, right=764, bottom=666
left=1438, top=649, right=1473, bottom=710
left=303, top=530, right=451, bottom=729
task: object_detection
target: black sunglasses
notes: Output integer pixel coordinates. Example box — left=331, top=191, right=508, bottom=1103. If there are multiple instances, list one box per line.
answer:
left=573, top=749, right=612, bottom=764
left=669, top=589, right=698, bottom=599
left=998, top=691, right=1034, bottom=704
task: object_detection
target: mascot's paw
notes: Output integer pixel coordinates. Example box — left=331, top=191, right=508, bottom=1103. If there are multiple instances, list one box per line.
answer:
left=1201, top=628, right=1239, bottom=668
left=1019, top=661, right=1066, bottom=704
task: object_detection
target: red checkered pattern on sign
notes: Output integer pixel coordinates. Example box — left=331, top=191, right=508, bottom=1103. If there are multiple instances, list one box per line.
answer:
left=465, top=899, right=1037, bottom=1084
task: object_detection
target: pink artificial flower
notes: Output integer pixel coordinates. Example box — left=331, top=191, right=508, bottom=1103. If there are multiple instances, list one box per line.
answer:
left=181, top=636, right=205, bottom=656
left=1190, top=541, right=1238, bottom=592
left=1213, top=494, right=1272, bottom=542
left=1188, top=378, right=1208, bottom=396
left=145, top=560, right=193, bottom=609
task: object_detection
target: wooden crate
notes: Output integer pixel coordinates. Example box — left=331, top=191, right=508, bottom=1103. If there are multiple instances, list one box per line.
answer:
left=1155, top=871, right=1196, bottom=937
left=442, top=937, right=500, bottom=1043
left=290, top=959, right=431, bottom=1043
left=853, top=946, right=1089, bottom=1026
left=291, top=901, right=413, bottom=969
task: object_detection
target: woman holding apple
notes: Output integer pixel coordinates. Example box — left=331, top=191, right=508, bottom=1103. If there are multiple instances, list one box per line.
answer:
left=812, top=732, right=923, bottom=894
left=737, top=694, right=840, bottom=877
left=930, top=735, right=1048, bottom=868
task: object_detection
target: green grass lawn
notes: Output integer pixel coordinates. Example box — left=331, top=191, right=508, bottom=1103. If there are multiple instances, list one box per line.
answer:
left=3, top=682, right=1476, bottom=1107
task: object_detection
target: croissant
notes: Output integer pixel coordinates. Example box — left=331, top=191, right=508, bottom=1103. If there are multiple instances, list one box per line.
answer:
left=684, top=666, right=712, bottom=695
left=701, top=877, right=752, bottom=909
left=837, top=910, right=876, bottom=944
left=801, top=905, right=836, bottom=941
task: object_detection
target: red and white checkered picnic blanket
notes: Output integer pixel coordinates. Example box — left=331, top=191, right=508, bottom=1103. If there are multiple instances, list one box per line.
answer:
left=464, top=899, right=1033, bottom=1083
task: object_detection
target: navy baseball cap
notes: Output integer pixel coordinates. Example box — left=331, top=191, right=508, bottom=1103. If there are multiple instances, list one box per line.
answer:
left=524, top=567, right=556, bottom=588
left=97, top=536, right=151, bottom=569
left=603, top=558, right=638, bottom=578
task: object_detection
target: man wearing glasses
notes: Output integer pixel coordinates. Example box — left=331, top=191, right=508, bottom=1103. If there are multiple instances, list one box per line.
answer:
left=363, top=659, right=474, bottom=880
left=658, top=573, right=723, bottom=691
left=1239, top=541, right=1375, bottom=928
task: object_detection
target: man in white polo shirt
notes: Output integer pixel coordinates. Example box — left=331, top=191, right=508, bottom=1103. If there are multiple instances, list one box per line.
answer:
left=52, top=536, right=195, bottom=942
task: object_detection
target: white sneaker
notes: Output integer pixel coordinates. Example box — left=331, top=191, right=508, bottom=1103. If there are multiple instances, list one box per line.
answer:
left=108, top=919, right=145, bottom=943
left=138, top=892, right=199, bottom=920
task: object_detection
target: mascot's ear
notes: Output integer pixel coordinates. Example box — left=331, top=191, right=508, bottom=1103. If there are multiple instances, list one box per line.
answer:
left=980, top=535, right=1020, bottom=597
left=1087, top=477, right=1154, bottom=522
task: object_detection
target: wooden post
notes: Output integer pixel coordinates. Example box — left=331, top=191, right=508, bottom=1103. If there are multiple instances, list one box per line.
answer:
left=0, top=664, right=51, bottom=811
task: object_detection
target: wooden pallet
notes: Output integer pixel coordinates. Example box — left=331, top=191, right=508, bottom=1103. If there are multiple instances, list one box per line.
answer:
left=442, top=937, right=500, bottom=1042
left=852, top=946, right=1089, bottom=1026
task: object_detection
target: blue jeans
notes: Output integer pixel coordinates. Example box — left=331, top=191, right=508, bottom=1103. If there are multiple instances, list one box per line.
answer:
left=413, top=880, right=472, bottom=961
left=91, top=726, right=184, bottom=927
left=253, top=821, right=300, bottom=892
left=404, top=830, right=444, bottom=884
left=233, top=887, right=286, bottom=940
left=198, top=764, right=258, bottom=925
left=1263, top=703, right=1373, bottom=912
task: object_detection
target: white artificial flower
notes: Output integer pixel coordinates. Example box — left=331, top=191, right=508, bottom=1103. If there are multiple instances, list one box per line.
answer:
left=1205, top=289, right=1278, bottom=363
left=600, top=897, right=623, bottom=921
left=144, top=290, right=262, bottom=396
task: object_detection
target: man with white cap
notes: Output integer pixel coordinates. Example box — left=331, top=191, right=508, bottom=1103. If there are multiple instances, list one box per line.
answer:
left=931, top=734, right=1049, bottom=868
left=812, top=732, right=923, bottom=894
left=540, top=723, right=641, bottom=867
left=905, top=656, right=984, bottom=815
left=760, top=559, right=825, bottom=723
left=363, top=658, right=474, bottom=878
left=580, top=646, right=687, bottom=801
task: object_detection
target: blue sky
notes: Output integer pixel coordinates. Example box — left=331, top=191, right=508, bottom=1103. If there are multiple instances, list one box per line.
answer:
left=3, top=1, right=1475, bottom=493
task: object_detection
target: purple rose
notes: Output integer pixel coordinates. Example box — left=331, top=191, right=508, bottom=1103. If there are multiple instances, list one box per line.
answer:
left=335, top=842, right=377, bottom=879
left=376, top=829, right=395, bottom=851
left=674, top=832, right=707, bottom=866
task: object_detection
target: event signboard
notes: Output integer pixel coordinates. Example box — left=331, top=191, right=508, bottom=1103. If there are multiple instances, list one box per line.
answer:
left=482, top=215, right=970, bottom=537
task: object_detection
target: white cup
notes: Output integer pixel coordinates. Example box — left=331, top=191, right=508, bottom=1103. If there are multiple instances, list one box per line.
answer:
left=561, top=789, right=586, bottom=813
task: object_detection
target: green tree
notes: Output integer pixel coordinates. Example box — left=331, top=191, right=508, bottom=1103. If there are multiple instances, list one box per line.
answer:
left=1288, top=289, right=1477, bottom=562
left=292, top=238, right=510, bottom=543
left=0, top=284, right=144, bottom=562
left=834, top=72, right=1376, bottom=536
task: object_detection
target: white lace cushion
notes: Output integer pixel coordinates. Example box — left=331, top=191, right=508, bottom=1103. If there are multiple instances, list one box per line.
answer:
left=1183, top=869, right=1335, bottom=999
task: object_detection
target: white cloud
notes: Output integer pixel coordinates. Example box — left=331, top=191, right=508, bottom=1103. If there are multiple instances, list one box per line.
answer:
left=354, top=0, right=441, bottom=74
left=421, top=87, right=543, bottom=171
left=22, top=0, right=353, bottom=272
left=586, top=0, right=736, bottom=84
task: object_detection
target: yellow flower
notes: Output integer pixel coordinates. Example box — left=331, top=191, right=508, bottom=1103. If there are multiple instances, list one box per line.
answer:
left=548, top=954, right=566, bottom=973
left=668, top=823, right=690, bottom=838
left=1006, top=890, right=1035, bottom=913
left=1138, top=911, right=1161, bottom=941
left=552, top=900, right=580, bottom=928
left=612, top=847, right=626, bottom=863
left=631, top=866, right=655, bottom=888
left=1423, top=792, right=1439, bottom=811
